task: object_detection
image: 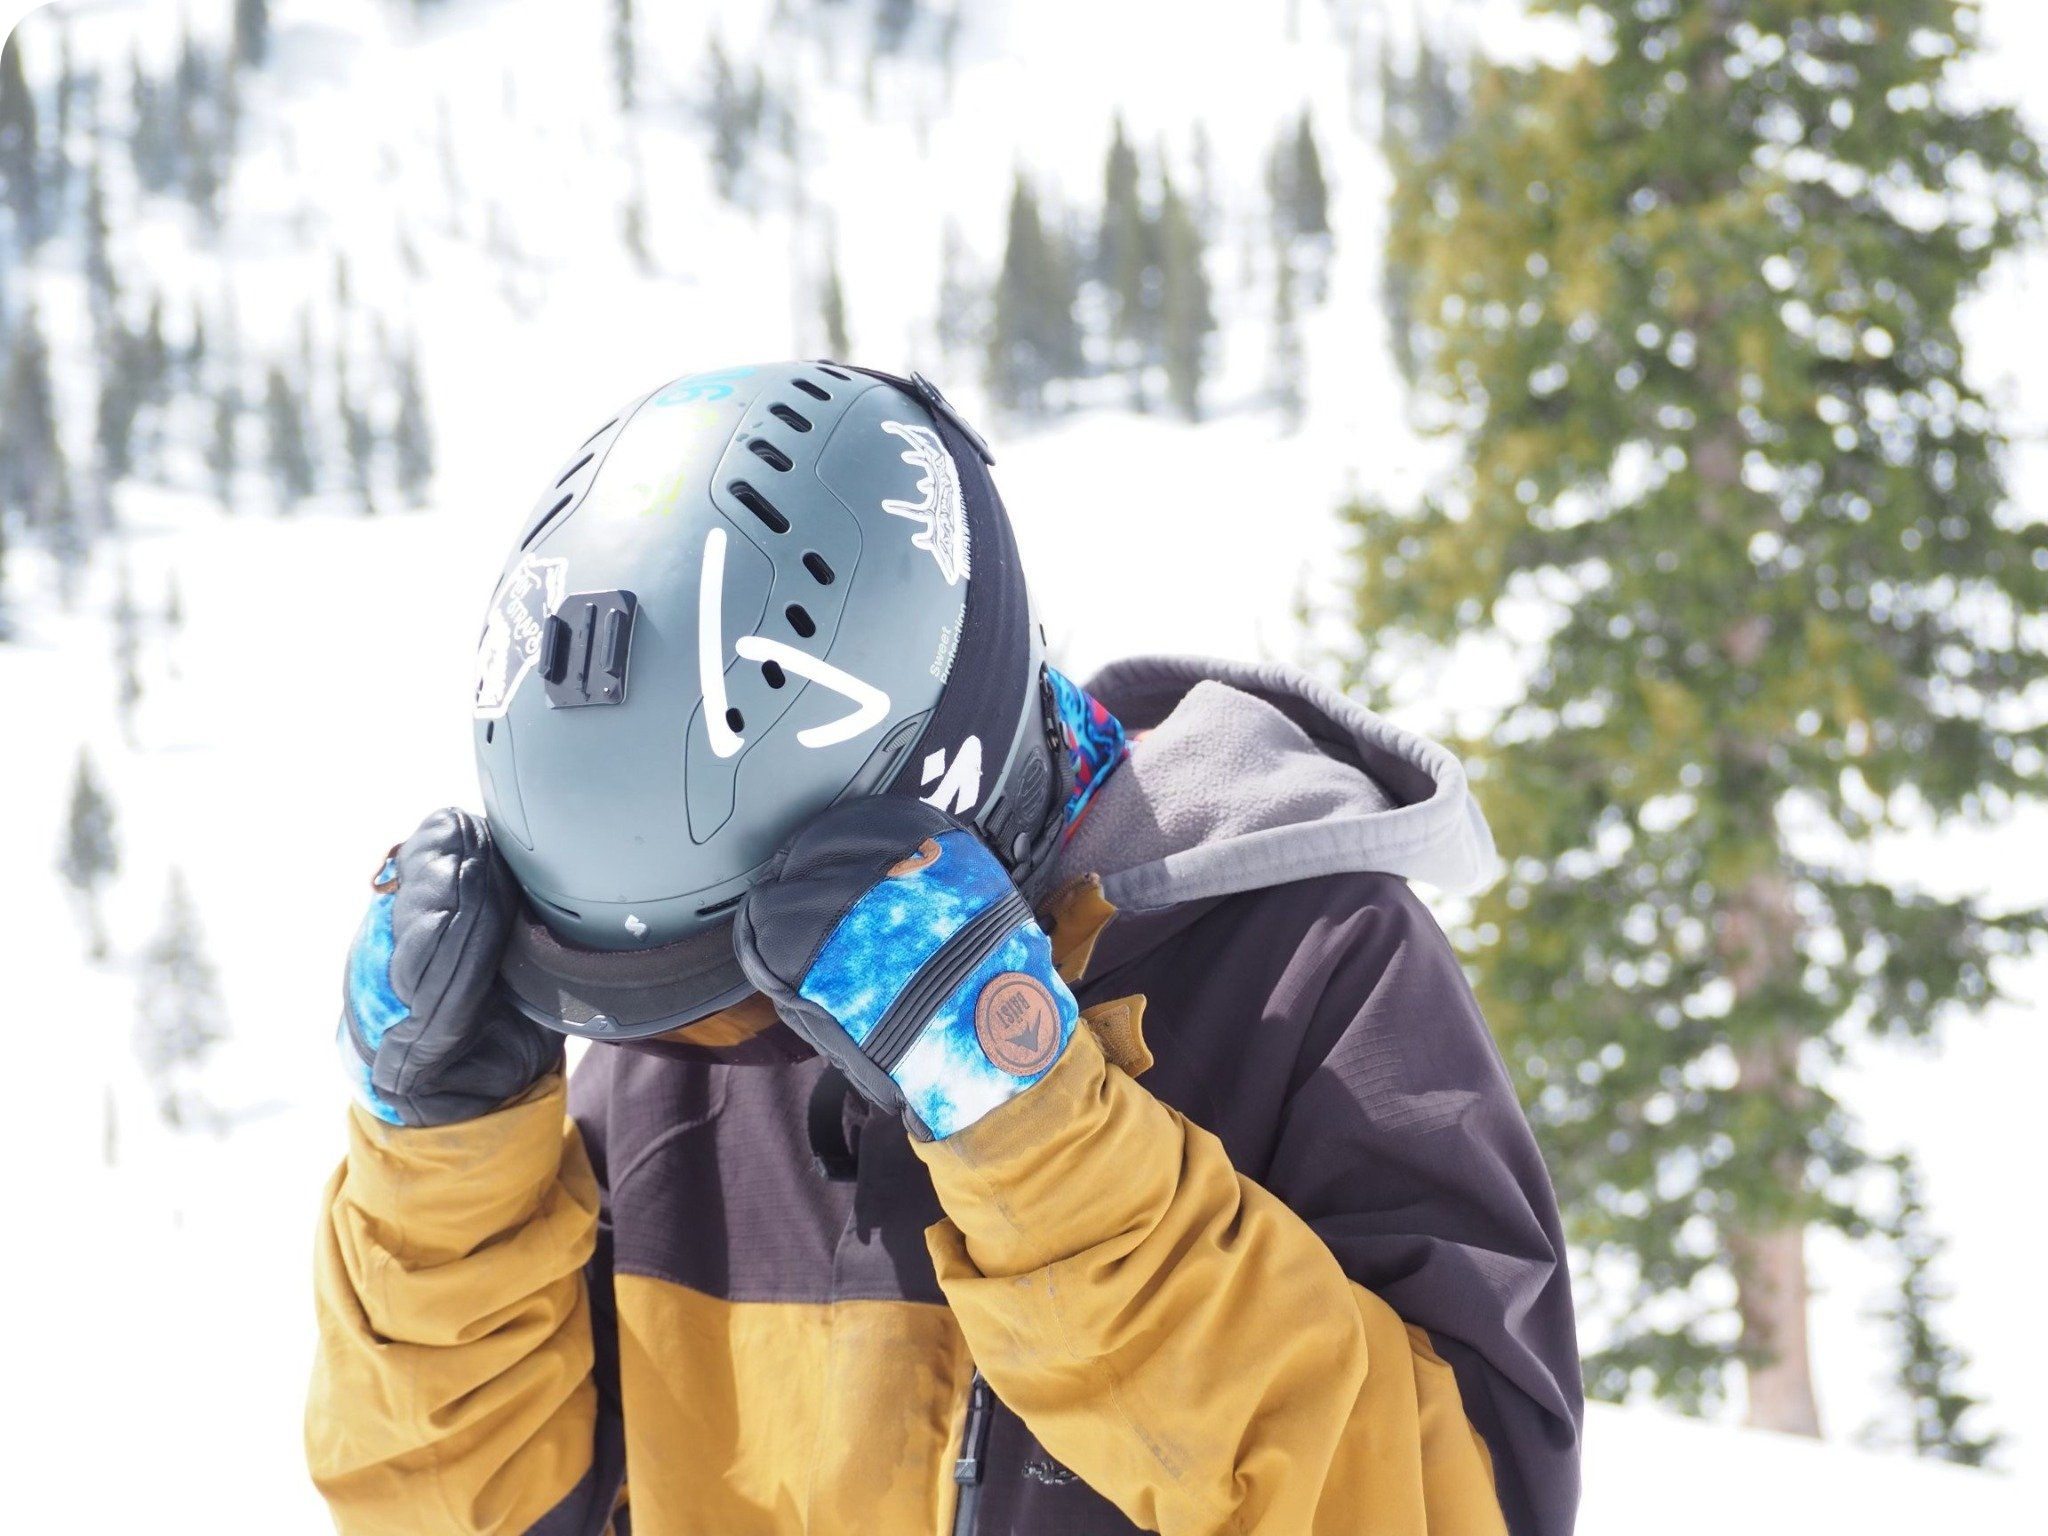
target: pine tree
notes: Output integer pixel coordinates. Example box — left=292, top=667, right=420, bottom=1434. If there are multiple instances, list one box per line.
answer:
left=48, top=457, right=88, bottom=608
left=1190, top=122, right=1218, bottom=237
left=94, top=319, right=144, bottom=482
left=1157, top=170, right=1213, bottom=422
left=208, top=383, right=240, bottom=510
left=1378, top=32, right=1467, bottom=387
left=173, top=21, right=224, bottom=224
left=706, top=37, right=765, bottom=207
left=988, top=173, right=1080, bottom=417
left=218, top=48, right=242, bottom=173
left=265, top=364, right=314, bottom=509
left=54, top=30, right=75, bottom=197
left=1287, top=111, right=1331, bottom=239
left=83, top=158, right=117, bottom=325
left=0, top=30, right=41, bottom=246
left=621, top=183, right=652, bottom=273
left=0, top=303, right=61, bottom=525
left=390, top=346, right=432, bottom=508
left=338, top=359, right=376, bottom=516
left=129, top=50, right=175, bottom=195
left=1270, top=243, right=1305, bottom=433
left=1346, top=0, right=2047, bottom=1434
left=874, top=0, right=918, bottom=55
left=1267, top=108, right=1333, bottom=305
left=163, top=571, right=183, bottom=635
left=1863, top=1159, right=2001, bottom=1465
left=138, top=294, right=169, bottom=402
left=135, top=869, right=228, bottom=1130
left=1098, top=117, right=1151, bottom=390
left=233, top=0, right=269, bottom=68
left=611, top=0, right=637, bottom=115
left=112, top=565, right=141, bottom=743
left=58, top=749, right=119, bottom=961
left=47, top=30, right=74, bottom=217
left=820, top=247, right=851, bottom=360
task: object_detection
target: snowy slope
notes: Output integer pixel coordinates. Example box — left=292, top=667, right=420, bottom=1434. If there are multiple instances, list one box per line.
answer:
left=3, top=0, right=2045, bottom=1526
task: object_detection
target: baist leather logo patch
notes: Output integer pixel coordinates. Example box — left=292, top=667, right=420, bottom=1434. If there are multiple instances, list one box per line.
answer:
left=887, top=837, right=943, bottom=878
left=975, top=972, right=1060, bottom=1076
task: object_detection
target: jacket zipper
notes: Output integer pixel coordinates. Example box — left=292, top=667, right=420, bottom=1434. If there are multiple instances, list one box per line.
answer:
left=866, top=889, right=1032, bottom=1072
left=950, top=1369, right=994, bottom=1536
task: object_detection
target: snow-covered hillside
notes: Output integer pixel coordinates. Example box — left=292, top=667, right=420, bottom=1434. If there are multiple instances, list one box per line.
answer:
left=3, top=0, right=2044, bottom=1527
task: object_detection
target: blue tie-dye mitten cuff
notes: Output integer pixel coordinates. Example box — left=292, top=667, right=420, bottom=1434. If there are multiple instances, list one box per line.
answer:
left=338, top=808, right=562, bottom=1128
left=732, top=797, right=1079, bottom=1140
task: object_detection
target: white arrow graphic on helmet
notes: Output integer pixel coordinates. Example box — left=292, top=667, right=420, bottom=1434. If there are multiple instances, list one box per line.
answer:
left=698, top=525, right=891, bottom=759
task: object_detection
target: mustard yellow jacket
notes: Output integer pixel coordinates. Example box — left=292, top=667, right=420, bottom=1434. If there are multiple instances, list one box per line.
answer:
left=308, top=876, right=1581, bottom=1534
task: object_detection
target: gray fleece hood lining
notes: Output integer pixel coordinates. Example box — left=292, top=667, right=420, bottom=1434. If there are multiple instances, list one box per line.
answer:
left=1056, top=655, right=1500, bottom=913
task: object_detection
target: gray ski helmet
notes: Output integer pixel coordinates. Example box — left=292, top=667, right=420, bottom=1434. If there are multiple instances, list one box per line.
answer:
left=473, top=362, right=1068, bottom=1041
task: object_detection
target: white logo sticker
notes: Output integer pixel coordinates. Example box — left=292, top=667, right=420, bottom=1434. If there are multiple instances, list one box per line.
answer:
left=920, top=736, right=984, bottom=817
left=879, top=420, right=971, bottom=586
left=698, top=526, right=892, bottom=758
left=475, top=554, right=569, bottom=718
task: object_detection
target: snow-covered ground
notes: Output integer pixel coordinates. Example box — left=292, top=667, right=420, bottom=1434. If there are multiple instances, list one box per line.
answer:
left=2, top=0, right=2044, bottom=1527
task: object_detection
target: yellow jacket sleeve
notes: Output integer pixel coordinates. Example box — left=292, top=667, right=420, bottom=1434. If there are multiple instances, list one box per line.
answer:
left=306, top=1075, right=607, bottom=1536
left=917, top=1025, right=1506, bottom=1536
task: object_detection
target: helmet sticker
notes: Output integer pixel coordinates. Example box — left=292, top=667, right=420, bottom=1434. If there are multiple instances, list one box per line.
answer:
left=698, top=526, right=893, bottom=758
left=699, top=526, right=745, bottom=758
left=878, top=420, right=972, bottom=586
left=919, top=735, right=984, bottom=817
left=475, top=553, right=569, bottom=718
left=653, top=366, right=756, bottom=405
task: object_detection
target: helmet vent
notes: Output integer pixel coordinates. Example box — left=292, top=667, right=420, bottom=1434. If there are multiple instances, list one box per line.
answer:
left=769, top=404, right=813, bottom=433
left=729, top=480, right=789, bottom=533
left=749, top=439, right=794, bottom=472
left=725, top=706, right=746, bottom=733
left=816, top=364, right=853, bottom=381
left=580, top=418, right=618, bottom=448
left=794, top=378, right=831, bottom=401
left=521, top=492, right=575, bottom=549
left=761, top=659, right=787, bottom=688
left=802, top=551, right=835, bottom=585
left=555, top=452, right=594, bottom=488
left=696, top=894, right=744, bottom=918
left=786, top=603, right=817, bottom=638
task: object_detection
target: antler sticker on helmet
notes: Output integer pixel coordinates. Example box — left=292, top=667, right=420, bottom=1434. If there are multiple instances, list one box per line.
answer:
left=475, top=553, right=569, bottom=718
left=879, top=420, right=971, bottom=586
left=699, top=526, right=892, bottom=759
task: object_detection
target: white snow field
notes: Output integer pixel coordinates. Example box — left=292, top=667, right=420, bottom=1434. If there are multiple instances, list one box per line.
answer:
left=2, top=0, right=2044, bottom=1528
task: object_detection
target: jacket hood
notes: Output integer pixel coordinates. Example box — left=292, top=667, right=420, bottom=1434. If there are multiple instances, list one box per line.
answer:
left=1056, top=655, right=1499, bottom=915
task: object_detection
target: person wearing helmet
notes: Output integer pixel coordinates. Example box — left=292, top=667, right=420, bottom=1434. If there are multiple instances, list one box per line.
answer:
left=306, top=364, right=1582, bottom=1536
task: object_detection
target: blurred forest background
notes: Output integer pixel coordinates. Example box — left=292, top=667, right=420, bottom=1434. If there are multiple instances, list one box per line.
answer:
left=1, top=0, right=2043, bottom=1524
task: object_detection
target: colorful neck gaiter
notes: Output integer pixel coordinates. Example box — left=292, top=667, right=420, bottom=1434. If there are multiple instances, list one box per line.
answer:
left=1046, top=666, right=1130, bottom=839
